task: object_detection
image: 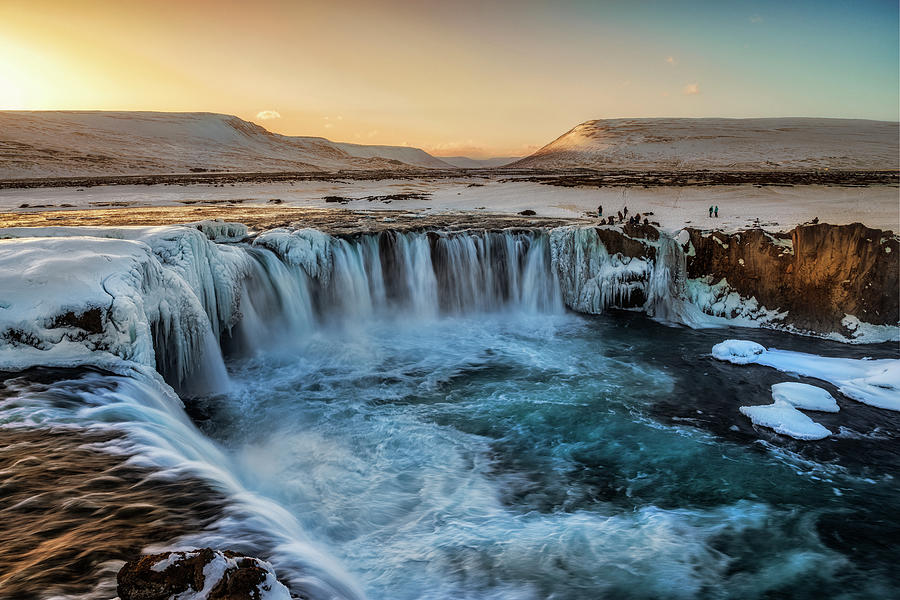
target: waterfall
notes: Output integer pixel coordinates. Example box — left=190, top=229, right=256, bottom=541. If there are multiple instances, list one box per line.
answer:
left=0, top=224, right=700, bottom=395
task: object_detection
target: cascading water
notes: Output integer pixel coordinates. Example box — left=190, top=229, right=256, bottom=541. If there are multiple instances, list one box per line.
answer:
left=224, top=228, right=565, bottom=356
left=1, top=223, right=897, bottom=599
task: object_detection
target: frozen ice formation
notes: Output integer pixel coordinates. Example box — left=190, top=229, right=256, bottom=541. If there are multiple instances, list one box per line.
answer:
left=771, top=382, right=839, bottom=413
left=713, top=340, right=900, bottom=411
left=738, top=401, right=832, bottom=440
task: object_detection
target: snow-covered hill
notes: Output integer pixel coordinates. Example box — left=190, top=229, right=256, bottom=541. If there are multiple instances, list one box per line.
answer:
left=0, top=111, right=454, bottom=178
left=510, top=118, right=899, bottom=171
left=437, top=156, right=522, bottom=169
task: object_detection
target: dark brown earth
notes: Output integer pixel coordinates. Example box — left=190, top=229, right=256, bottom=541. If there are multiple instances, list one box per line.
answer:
left=685, top=223, right=899, bottom=334
left=501, top=169, right=898, bottom=188
left=0, top=205, right=591, bottom=234
left=0, top=370, right=225, bottom=600
left=1, top=168, right=896, bottom=190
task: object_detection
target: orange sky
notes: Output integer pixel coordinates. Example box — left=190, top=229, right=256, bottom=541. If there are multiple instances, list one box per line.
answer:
left=1, top=0, right=897, bottom=157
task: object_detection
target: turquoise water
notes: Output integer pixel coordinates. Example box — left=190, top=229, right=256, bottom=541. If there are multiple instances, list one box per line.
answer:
left=183, top=311, right=899, bottom=599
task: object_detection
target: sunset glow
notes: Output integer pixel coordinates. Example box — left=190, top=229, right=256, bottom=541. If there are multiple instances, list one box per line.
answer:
left=1, top=0, right=897, bottom=157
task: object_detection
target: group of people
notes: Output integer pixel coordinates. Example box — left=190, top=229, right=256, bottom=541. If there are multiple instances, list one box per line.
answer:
left=709, top=205, right=719, bottom=217
left=597, top=205, right=649, bottom=227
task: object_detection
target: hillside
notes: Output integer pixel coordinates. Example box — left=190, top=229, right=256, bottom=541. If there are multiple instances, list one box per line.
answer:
left=510, top=118, right=899, bottom=171
left=0, top=111, right=454, bottom=178
left=437, top=156, right=522, bottom=168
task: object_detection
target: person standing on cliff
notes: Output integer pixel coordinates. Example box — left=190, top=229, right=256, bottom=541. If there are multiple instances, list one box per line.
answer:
left=598, top=205, right=603, bottom=217
left=714, top=205, right=719, bottom=217
left=708, top=205, right=713, bottom=217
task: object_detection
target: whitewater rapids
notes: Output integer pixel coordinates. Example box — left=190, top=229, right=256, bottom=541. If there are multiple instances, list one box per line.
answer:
left=1, top=222, right=898, bottom=599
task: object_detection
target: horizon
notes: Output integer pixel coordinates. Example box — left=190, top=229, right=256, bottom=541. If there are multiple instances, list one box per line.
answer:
left=1, top=0, right=898, bottom=157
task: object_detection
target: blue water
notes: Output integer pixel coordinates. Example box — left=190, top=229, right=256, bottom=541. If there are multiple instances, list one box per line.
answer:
left=180, top=311, right=899, bottom=599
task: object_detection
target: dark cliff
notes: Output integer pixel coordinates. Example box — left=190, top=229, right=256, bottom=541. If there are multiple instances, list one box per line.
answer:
left=684, top=223, right=899, bottom=336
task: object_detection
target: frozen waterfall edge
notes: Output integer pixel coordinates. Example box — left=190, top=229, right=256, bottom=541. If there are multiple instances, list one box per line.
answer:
left=0, top=221, right=896, bottom=395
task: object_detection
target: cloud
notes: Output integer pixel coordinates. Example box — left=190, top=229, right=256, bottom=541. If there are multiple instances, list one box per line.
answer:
left=323, top=123, right=333, bottom=129
left=750, top=14, right=763, bottom=24
left=682, top=83, right=700, bottom=95
left=255, top=110, right=281, bottom=120
left=665, top=56, right=676, bottom=65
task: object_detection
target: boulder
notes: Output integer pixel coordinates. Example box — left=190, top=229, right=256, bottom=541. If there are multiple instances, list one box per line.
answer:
left=117, top=548, right=294, bottom=600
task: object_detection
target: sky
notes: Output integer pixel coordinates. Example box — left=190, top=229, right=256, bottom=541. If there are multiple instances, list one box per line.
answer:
left=0, top=0, right=897, bottom=157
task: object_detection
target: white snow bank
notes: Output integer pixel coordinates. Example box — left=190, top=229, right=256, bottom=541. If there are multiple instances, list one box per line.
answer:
left=711, top=339, right=766, bottom=364
left=738, top=401, right=832, bottom=440
left=713, top=339, right=900, bottom=411
left=771, top=382, right=839, bottom=412
left=0, top=227, right=251, bottom=393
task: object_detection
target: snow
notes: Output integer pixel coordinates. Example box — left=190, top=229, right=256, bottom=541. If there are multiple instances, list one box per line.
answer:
left=738, top=401, right=832, bottom=440
left=4, top=178, right=896, bottom=236
left=771, top=382, right=839, bottom=412
left=712, top=340, right=900, bottom=411
left=0, top=111, right=452, bottom=178
left=0, top=226, right=249, bottom=393
left=511, top=117, right=899, bottom=171
left=711, top=339, right=766, bottom=364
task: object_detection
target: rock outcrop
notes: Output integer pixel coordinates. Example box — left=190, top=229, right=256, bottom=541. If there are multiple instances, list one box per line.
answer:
left=683, top=223, right=899, bottom=337
left=117, top=548, right=295, bottom=600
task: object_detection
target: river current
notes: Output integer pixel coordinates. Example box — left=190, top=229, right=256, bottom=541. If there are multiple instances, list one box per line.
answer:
left=1, top=227, right=897, bottom=599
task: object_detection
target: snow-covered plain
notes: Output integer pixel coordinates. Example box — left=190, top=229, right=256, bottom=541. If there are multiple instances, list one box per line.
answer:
left=3, top=178, right=897, bottom=234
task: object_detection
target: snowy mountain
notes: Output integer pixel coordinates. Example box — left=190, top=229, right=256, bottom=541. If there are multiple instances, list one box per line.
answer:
left=510, top=118, right=899, bottom=171
left=0, top=111, right=454, bottom=178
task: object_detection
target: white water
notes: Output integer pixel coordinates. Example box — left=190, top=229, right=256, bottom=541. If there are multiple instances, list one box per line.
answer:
left=3, top=224, right=897, bottom=598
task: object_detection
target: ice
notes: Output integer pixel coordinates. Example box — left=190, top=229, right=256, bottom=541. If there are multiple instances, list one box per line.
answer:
left=739, top=401, right=832, bottom=440
left=712, top=340, right=900, bottom=411
left=550, top=226, right=652, bottom=314
left=771, top=382, right=839, bottom=412
left=0, top=228, right=238, bottom=393
left=187, top=219, right=249, bottom=242
left=254, top=228, right=334, bottom=282
left=711, top=339, right=766, bottom=364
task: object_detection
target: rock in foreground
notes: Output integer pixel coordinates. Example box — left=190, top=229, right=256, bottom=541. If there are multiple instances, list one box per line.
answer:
left=118, top=548, right=294, bottom=600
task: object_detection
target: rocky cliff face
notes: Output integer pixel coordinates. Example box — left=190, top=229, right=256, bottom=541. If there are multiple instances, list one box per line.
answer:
left=682, top=223, right=898, bottom=338
left=550, top=221, right=897, bottom=341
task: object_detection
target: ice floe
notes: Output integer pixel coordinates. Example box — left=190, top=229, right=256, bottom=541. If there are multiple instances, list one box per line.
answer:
left=713, top=339, right=900, bottom=411
left=771, top=382, right=839, bottom=412
left=738, top=401, right=832, bottom=440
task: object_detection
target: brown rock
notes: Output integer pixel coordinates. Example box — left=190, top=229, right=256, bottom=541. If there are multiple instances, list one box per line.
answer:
left=118, top=548, right=291, bottom=600
left=684, top=222, right=899, bottom=334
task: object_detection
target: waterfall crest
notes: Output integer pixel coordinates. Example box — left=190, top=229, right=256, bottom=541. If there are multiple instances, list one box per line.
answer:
left=0, top=224, right=699, bottom=393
